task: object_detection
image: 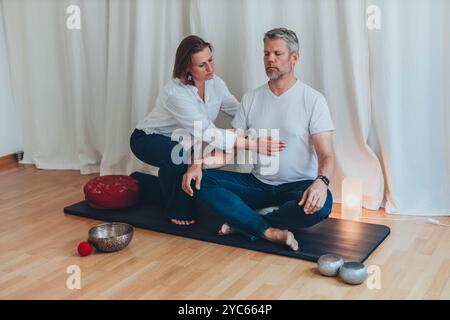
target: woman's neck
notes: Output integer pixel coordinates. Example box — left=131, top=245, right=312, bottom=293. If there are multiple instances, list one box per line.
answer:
left=179, top=77, right=206, bottom=102
left=195, top=80, right=205, bottom=102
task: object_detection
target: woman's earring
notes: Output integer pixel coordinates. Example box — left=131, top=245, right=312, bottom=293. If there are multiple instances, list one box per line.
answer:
left=187, top=73, right=192, bottom=81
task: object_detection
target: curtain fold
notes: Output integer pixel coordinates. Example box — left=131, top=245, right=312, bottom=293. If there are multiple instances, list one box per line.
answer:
left=367, top=0, right=450, bottom=215
left=0, top=1, right=22, bottom=156
left=1, top=0, right=448, bottom=216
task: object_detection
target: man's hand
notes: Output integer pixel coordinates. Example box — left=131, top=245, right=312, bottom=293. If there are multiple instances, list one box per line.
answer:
left=182, top=163, right=203, bottom=197
left=299, top=179, right=328, bottom=214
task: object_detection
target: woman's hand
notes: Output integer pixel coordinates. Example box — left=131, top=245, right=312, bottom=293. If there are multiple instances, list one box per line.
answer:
left=182, top=163, right=203, bottom=197
left=256, top=136, right=286, bottom=155
left=231, top=128, right=287, bottom=156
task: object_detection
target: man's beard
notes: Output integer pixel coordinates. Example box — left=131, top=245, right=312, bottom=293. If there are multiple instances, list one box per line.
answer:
left=265, top=65, right=291, bottom=81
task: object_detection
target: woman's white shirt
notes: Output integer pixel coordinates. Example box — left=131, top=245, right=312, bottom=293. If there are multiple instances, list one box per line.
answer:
left=136, top=75, right=239, bottom=152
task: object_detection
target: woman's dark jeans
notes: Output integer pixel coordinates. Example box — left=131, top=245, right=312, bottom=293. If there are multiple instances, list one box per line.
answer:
left=129, top=129, right=195, bottom=220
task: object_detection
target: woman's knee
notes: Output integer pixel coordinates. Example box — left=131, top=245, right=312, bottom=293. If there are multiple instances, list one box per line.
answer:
left=130, top=132, right=181, bottom=167
left=129, top=130, right=142, bottom=158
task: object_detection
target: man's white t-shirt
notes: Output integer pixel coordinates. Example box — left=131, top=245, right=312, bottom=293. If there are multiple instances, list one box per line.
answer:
left=231, top=80, right=335, bottom=185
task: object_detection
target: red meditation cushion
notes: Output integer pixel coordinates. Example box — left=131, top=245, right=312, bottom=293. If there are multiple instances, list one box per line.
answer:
left=83, top=175, right=140, bottom=209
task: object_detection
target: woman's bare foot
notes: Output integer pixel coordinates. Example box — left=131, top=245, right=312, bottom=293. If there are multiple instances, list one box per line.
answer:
left=171, top=219, right=195, bottom=225
left=218, top=223, right=234, bottom=235
left=263, top=228, right=299, bottom=251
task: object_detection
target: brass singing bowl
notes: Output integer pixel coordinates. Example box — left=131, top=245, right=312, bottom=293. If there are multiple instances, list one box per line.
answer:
left=88, top=222, right=134, bottom=252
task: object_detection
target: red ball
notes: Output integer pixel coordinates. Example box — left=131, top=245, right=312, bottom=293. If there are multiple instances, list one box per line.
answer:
left=77, top=241, right=93, bottom=257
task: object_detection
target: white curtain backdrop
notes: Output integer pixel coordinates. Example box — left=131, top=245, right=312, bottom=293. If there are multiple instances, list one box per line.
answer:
left=0, top=1, right=22, bottom=157
left=367, top=0, right=450, bottom=215
left=1, top=0, right=449, bottom=216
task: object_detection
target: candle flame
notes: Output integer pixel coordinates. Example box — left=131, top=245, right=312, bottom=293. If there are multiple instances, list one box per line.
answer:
left=345, top=194, right=360, bottom=207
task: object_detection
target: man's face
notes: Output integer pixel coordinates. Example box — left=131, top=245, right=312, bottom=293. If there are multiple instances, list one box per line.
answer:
left=264, top=38, right=298, bottom=81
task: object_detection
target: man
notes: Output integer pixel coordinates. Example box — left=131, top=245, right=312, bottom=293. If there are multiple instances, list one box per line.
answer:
left=183, top=28, right=335, bottom=251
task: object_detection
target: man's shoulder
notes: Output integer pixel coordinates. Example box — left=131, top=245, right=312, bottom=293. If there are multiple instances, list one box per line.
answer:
left=242, top=83, right=268, bottom=101
left=298, top=81, right=327, bottom=103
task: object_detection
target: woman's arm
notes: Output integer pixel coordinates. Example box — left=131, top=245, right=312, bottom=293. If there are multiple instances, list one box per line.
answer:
left=201, top=128, right=242, bottom=169
left=167, top=93, right=284, bottom=158
left=202, top=149, right=236, bottom=169
left=166, top=94, right=237, bottom=153
left=233, top=133, right=285, bottom=155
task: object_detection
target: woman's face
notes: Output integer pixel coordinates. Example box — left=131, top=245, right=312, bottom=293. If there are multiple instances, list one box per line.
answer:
left=188, top=47, right=215, bottom=83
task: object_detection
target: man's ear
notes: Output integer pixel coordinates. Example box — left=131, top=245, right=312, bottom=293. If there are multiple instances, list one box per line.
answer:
left=291, top=51, right=300, bottom=64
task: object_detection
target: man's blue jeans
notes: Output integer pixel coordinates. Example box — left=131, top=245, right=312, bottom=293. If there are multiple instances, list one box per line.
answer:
left=196, top=169, right=333, bottom=239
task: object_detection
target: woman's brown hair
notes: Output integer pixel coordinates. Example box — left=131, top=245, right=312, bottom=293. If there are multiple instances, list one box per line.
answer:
left=172, top=35, right=213, bottom=86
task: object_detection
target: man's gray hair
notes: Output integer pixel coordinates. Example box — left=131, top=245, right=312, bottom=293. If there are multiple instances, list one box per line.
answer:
left=263, top=28, right=299, bottom=53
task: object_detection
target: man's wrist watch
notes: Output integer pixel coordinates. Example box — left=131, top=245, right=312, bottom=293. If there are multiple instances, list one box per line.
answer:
left=316, top=175, right=330, bottom=187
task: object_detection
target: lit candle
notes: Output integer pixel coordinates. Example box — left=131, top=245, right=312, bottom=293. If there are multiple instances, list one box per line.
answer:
left=341, top=177, right=362, bottom=220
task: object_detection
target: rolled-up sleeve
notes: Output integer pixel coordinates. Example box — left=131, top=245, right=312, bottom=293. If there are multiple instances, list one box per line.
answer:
left=166, top=94, right=236, bottom=152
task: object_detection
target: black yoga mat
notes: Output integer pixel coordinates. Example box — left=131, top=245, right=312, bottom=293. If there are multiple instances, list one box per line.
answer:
left=64, top=200, right=390, bottom=262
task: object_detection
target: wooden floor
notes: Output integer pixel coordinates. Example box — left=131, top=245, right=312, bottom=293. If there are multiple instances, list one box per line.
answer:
left=0, top=164, right=449, bottom=300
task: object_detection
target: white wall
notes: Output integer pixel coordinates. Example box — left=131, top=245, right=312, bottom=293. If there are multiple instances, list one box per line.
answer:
left=0, top=8, right=23, bottom=158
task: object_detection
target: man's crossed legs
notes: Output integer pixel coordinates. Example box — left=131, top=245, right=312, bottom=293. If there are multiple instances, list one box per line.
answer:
left=195, top=169, right=333, bottom=251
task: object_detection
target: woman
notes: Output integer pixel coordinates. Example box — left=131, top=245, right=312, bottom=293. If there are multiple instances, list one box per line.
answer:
left=130, top=35, right=284, bottom=226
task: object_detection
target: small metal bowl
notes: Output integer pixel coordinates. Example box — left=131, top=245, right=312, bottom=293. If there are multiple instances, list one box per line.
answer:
left=88, top=222, right=133, bottom=252
left=317, top=254, right=344, bottom=277
left=339, top=261, right=368, bottom=285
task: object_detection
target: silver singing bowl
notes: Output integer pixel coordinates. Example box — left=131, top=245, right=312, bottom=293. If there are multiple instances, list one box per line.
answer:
left=88, top=222, right=134, bottom=252
left=317, top=254, right=344, bottom=277
left=339, top=262, right=368, bottom=285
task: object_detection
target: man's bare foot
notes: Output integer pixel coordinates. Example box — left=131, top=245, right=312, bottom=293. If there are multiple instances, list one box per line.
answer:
left=218, top=223, right=234, bottom=235
left=171, top=219, right=195, bottom=225
left=263, top=228, right=299, bottom=251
